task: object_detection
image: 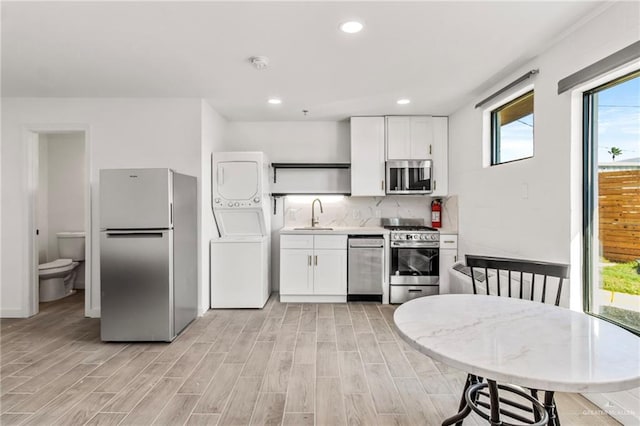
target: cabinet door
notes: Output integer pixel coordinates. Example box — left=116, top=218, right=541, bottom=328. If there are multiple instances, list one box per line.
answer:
left=313, top=249, right=347, bottom=295
left=431, top=116, right=449, bottom=196
left=409, top=116, right=433, bottom=160
left=280, top=249, right=313, bottom=295
left=386, top=117, right=411, bottom=160
left=350, top=117, right=385, bottom=196
left=439, top=248, right=458, bottom=295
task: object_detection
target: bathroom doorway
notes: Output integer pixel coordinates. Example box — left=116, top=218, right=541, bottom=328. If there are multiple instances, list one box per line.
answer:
left=26, top=127, right=91, bottom=317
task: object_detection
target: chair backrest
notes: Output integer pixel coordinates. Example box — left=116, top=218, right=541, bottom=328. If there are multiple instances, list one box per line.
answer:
left=465, top=255, right=570, bottom=306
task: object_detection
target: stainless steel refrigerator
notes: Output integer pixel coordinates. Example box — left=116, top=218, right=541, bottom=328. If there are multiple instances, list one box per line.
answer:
left=100, top=168, right=197, bottom=342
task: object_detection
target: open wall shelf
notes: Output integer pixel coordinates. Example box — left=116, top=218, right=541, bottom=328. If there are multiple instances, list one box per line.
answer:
left=271, top=163, right=350, bottom=183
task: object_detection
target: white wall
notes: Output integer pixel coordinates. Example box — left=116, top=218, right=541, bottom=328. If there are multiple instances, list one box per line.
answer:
left=1, top=98, right=203, bottom=317
left=225, top=121, right=350, bottom=162
left=45, top=133, right=85, bottom=261
left=200, top=100, right=227, bottom=314
left=450, top=1, right=639, bottom=272
left=449, top=2, right=639, bottom=423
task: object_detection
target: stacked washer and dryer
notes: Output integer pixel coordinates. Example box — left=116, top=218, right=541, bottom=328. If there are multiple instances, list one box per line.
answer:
left=210, top=152, right=271, bottom=308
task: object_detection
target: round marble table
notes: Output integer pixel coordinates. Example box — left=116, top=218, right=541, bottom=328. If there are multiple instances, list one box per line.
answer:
left=393, top=295, right=640, bottom=424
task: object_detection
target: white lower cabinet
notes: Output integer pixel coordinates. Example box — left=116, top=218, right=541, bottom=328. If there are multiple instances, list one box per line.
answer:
left=280, top=249, right=314, bottom=295
left=280, top=234, right=347, bottom=302
left=439, top=234, right=458, bottom=294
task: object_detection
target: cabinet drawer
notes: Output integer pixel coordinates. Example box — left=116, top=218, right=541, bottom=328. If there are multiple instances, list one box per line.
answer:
left=390, top=285, right=439, bottom=304
left=314, top=235, right=347, bottom=250
left=440, top=234, right=458, bottom=249
left=281, top=235, right=314, bottom=249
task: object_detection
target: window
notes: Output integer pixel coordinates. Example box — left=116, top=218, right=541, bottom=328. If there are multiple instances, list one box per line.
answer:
left=491, top=91, right=534, bottom=165
left=584, top=70, right=640, bottom=333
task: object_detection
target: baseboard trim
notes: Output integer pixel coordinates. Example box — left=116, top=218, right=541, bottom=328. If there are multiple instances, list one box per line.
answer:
left=0, top=308, right=27, bottom=318
left=279, top=295, right=346, bottom=303
left=86, top=308, right=100, bottom=318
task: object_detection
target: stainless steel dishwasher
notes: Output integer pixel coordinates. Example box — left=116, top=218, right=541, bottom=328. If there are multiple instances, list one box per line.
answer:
left=348, top=236, right=384, bottom=302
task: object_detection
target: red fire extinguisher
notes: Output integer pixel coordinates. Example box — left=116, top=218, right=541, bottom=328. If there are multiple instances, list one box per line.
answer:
left=431, top=199, right=442, bottom=228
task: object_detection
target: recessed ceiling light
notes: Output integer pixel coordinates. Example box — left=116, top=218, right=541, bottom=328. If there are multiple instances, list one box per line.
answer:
left=397, top=98, right=411, bottom=105
left=339, top=21, right=364, bottom=34
left=268, top=98, right=282, bottom=105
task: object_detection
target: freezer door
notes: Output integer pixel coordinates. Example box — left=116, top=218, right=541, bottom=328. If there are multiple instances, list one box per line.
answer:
left=100, top=168, right=172, bottom=229
left=100, top=230, right=174, bottom=341
left=216, top=161, right=259, bottom=200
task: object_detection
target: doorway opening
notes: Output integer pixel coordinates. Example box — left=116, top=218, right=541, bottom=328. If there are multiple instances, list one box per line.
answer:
left=27, top=128, right=91, bottom=317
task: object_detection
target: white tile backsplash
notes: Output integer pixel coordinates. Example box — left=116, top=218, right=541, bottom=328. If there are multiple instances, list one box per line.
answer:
left=283, top=195, right=432, bottom=228
left=441, top=195, right=458, bottom=231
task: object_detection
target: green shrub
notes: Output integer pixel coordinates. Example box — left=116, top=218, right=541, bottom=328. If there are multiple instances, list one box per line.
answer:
left=601, top=261, right=640, bottom=296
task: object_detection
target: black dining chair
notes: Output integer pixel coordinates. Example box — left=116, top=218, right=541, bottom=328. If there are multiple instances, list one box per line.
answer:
left=447, top=255, right=570, bottom=426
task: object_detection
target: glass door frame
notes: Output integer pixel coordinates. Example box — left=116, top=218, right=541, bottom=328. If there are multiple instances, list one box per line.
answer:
left=582, top=69, right=640, bottom=336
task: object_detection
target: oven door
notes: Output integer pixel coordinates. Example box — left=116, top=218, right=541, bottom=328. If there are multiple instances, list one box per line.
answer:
left=390, top=246, right=439, bottom=285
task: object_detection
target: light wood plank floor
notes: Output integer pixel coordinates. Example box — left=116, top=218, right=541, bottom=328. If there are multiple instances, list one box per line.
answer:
left=0, top=292, right=620, bottom=426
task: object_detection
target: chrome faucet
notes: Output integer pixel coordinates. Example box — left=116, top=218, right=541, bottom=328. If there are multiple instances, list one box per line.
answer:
left=311, top=198, right=323, bottom=227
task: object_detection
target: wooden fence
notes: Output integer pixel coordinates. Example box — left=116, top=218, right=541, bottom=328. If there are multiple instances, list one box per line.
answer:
left=599, top=169, right=640, bottom=262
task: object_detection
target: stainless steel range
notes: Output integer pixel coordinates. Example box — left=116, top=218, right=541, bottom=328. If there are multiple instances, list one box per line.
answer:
left=382, top=218, right=440, bottom=304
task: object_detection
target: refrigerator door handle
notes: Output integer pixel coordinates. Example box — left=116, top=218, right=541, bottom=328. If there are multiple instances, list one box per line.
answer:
left=105, top=231, right=166, bottom=238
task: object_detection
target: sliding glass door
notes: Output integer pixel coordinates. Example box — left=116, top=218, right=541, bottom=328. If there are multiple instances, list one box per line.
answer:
left=583, top=70, right=640, bottom=333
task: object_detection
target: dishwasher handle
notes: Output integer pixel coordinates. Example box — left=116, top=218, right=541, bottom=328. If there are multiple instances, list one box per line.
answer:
left=348, top=238, right=384, bottom=249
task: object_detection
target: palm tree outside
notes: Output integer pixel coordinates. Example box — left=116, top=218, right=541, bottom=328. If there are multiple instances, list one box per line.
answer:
left=607, top=146, right=622, bottom=160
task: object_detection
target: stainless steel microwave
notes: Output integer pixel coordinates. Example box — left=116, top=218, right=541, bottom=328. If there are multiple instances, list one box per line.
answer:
left=385, top=160, right=433, bottom=194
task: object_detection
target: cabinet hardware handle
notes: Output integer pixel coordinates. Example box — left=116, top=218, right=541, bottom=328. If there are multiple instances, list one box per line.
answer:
left=308, top=255, right=311, bottom=266
left=454, top=255, right=458, bottom=262
left=381, top=180, right=384, bottom=191
left=433, top=180, right=437, bottom=191
left=314, top=255, right=318, bottom=266
left=429, top=144, right=432, bottom=155
left=444, top=240, right=455, bottom=244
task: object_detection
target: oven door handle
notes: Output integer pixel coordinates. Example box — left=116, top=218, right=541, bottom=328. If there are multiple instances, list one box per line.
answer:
left=391, top=242, right=439, bottom=248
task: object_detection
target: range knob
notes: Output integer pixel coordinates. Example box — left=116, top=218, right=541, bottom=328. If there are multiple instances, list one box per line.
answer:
left=431, top=234, right=438, bottom=241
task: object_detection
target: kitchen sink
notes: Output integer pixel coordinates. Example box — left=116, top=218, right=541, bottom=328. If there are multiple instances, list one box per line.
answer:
left=293, top=227, right=334, bottom=231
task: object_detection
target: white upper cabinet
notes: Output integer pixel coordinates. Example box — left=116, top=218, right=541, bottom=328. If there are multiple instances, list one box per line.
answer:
left=386, top=116, right=434, bottom=160
left=409, top=116, right=434, bottom=160
left=350, top=117, right=385, bottom=196
left=386, top=116, right=412, bottom=159
left=431, top=116, right=448, bottom=196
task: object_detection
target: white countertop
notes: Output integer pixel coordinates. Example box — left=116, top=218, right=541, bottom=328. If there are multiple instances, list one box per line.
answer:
left=394, top=294, right=640, bottom=393
left=437, top=228, right=457, bottom=234
left=280, top=226, right=455, bottom=235
left=280, top=226, right=389, bottom=235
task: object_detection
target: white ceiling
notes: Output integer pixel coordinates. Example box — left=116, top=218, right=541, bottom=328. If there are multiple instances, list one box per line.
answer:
left=2, top=1, right=606, bottom=121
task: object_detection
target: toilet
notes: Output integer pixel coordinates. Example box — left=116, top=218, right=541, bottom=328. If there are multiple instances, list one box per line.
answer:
left=39, top=232, right=85, bottom=302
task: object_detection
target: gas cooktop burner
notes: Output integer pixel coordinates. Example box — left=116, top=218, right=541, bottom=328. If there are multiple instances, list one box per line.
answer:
left=384, top=225, right=438, bottom=232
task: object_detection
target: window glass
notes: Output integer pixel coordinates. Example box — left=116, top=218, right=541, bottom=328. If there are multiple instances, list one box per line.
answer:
left=584, top=70, right=640, bottom=333
left=491, top=91, right=534, bottom=164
